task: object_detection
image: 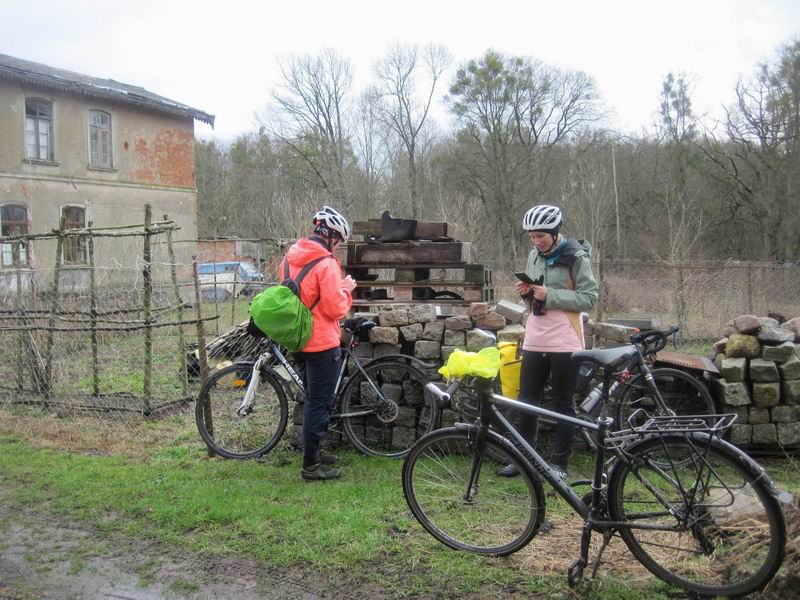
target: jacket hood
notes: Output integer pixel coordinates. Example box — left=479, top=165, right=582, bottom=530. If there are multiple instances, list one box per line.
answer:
left=285, top=237, right=334, bottom=268
left=551, top=237, right=591, bottom=268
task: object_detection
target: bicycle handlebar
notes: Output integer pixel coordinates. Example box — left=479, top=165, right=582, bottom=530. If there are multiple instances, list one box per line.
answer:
left=629, top=326, right=679, bottom=356
left=425, top=380, right=461, bottom=405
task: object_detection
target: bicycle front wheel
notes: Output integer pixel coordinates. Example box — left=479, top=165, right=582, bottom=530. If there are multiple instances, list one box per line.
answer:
left=607, top=434, right=785, bottom=597
left=616, top=368, right=714, bottom=430
left=195, top=363, right=289, bottom=459
left=402, top=428, right=545, bottom=556
left=341, top=361, right=438, bottom=458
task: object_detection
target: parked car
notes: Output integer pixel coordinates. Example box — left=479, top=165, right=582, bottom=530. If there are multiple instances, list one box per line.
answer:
left=197, top=261, right=264, bottom=300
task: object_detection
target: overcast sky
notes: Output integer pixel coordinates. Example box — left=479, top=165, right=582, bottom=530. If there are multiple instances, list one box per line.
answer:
left=2, top=0, right=798, bottom=141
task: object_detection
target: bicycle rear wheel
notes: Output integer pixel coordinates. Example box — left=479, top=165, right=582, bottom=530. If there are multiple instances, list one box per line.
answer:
left=607, top=434, right=785, bottom=597
left=341, top=361, right=438, bottom=458
left=616, top=368, right=714, bottom=430
left=195, top=363, right=289, bottom=459
left=402, top=428, right=545, bottom=556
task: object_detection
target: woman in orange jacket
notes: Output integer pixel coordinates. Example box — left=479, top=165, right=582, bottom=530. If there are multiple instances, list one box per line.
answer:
left=281, top=206, right=356, bottom=481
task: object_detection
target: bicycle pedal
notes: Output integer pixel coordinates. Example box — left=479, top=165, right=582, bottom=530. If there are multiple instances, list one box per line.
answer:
left=567, top=559, right=586, bottom=588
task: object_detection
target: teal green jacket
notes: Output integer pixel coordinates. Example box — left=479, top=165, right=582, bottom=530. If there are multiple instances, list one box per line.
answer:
left=523, top=237, right=598, bottom=312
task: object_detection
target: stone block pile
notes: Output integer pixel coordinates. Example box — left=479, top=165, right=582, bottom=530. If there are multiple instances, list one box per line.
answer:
left=352, top=301, right=528, bottom=366
left=710, top=314, right=800, bottom=448
left=288, top=301, right=530, bottom=447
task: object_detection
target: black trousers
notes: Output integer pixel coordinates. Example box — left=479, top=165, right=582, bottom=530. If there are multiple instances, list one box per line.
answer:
left=516, top=350, right=579, bottom=469
left=295, top=347, right=341, bottom=468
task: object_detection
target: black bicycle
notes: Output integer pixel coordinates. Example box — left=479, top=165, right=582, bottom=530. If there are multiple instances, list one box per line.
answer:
left=196, top=319, right=439, bottom=459
left=403, top=344, right=786, bottom=597
left=444, top=326, right=714, bottom=456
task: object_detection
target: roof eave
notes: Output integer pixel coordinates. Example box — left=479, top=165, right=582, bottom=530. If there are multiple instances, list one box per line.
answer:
left=0, top=67, right=215, bottom=127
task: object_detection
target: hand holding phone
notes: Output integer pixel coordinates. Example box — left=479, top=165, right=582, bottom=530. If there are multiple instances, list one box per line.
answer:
left=515, top=273, right=546, bottom=316
left=514, top=272, right=534, bottom=285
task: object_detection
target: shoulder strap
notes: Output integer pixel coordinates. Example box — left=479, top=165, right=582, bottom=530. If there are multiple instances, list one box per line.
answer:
left=293, top=255, right=333, bottom=286
left=285, top=255, right=335, bottom=311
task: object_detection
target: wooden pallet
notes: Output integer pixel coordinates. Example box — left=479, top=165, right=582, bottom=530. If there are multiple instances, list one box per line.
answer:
left=346, top=264, right=493, bottom=305
left=352, top=219, right=449, bottom=240
left=345, top=241, right=472, bottom=266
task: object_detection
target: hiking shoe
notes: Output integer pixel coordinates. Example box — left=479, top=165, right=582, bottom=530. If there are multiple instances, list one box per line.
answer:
left=301, top=463, right=341, bottom=481
left=496, top=463, right=520, bottom=477
left=319, top=451, right=338, bottom=465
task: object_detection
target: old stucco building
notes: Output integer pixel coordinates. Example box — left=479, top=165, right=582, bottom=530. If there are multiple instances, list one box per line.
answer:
left=0, top=53, right=214, bottom=289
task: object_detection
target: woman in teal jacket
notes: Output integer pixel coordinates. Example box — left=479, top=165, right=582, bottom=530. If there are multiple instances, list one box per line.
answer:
left=499, top=205, right=598, bottom=478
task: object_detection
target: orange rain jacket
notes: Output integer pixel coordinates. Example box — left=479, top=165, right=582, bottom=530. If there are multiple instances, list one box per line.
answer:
left=281, top=237, right=352, bottom=353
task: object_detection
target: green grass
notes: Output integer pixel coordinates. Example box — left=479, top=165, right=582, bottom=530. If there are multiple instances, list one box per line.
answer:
left=0, top=426, right=691, bottom=599
left=1, top=383, right=797, bottom=599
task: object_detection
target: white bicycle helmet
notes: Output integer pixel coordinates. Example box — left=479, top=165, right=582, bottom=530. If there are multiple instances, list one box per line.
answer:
left=313, top=206, right=351, bottom=241
left=522, top=204, right=562, bottom=232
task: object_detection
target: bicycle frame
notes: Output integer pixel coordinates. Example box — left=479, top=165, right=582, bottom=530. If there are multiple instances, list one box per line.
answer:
left=460, top=375, right=724, bottom=529
left=498, top=344, right=673, bottom=457
left=238, top=337, right=394, bottom=421
left=478, top=384, right=609, bottom=519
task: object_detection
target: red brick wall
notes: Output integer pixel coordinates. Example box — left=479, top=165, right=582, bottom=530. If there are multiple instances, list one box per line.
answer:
left=130, top=128, right=195, bottom=188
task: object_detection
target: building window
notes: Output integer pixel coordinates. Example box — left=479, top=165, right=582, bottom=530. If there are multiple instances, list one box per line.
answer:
left=62, top=206, right=87, bottom=265
left=1, top=204, right=30, bottom=268
left=25, top=98, right=54, bottom=161
left=89, top=110, right=112, bottom=167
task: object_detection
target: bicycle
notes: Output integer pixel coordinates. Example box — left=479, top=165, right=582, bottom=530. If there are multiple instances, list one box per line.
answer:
left=196, top=318, right=439, bottom=459
left=403, top=343, right=786, bottom=597
left=443, top=326, right=714, bottom=457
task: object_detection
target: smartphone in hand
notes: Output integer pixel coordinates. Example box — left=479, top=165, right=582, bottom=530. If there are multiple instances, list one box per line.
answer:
left=514, top=272, right=535, bottom=285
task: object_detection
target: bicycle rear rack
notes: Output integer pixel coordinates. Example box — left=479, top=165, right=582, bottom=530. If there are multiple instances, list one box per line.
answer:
left=606, top=411, right=738, bottom=447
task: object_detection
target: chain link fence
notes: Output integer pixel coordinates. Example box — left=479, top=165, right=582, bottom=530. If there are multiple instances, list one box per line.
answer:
left=491, top=256, right=800, bottom=341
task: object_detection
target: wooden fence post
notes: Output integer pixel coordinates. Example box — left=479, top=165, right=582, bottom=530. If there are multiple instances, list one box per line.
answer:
left=164, top=214, right=188, bottom=399
left=14, top=257, right=24, bottom=392
left=212, top=240, right=219, bottom=335
left=230, top=273, right=238, bottom=326
left=43, top=216, right=66, bottom=396
left=88, top=221, right=99, bottom=397
left=595, top=239, right=606, bottom=324
left=142, top=204, right=153, bottom=415
left=192, top=255, right=214, bottom=457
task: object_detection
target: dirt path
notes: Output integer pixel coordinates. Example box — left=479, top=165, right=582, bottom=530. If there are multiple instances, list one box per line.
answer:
left=0, top=500, right=340, bottom=600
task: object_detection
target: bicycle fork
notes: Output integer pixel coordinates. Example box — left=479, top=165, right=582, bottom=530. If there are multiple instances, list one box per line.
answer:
left=237, top=356, right=266, bottom=416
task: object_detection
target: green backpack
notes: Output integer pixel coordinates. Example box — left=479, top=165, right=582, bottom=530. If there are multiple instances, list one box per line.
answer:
left=249, top=256, right=332, bottom=352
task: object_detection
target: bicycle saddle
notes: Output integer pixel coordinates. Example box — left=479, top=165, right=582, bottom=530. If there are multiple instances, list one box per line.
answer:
left=343, top=317, right=377, bottom=335
left=571, top=345, right=636, bottom=370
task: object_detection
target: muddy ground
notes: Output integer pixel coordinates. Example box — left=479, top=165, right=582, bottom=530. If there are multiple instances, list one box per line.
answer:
left=0, top=496, right=391, bottom=600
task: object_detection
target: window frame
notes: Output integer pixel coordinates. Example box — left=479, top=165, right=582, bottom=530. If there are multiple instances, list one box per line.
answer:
left=24, top=97, right=54, bottom=162
left=88, top=109, right=113, bottom=168
left=1, top=204, right=31, bottom=269
left=61, top=205, right=88, bottom=265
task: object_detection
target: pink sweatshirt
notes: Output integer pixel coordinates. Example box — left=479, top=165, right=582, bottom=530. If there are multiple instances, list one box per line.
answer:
left=522, top=308, right=584, bottom=353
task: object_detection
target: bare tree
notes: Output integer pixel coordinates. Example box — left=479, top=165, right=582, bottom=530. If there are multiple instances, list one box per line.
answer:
left=700, top=41, right=800, bottom=260
left=266, top=49, right=355, bottom=209
left=558, top=133, right=617, bottom=249
left=373, top=43, right=451, bottom=218
left=447, top=50, right=604, bottom=265
left=353, top=89, right=391, bottom=218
